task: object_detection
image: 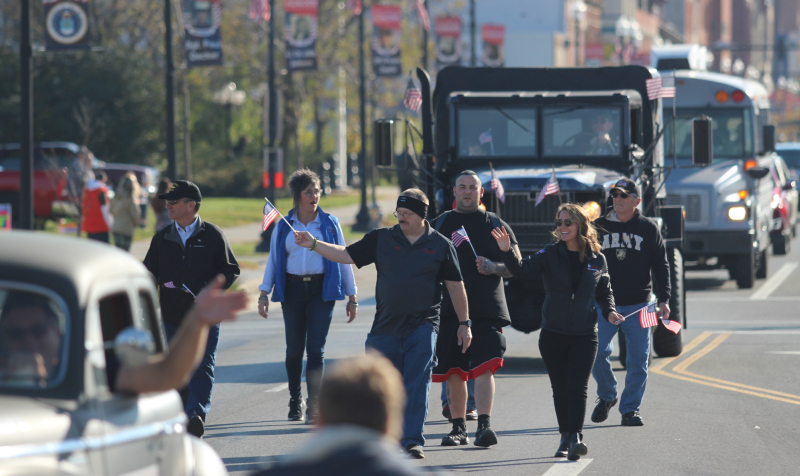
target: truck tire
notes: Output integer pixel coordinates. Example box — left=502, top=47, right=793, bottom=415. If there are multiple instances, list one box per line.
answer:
left=654, top=248, right=684, bottom=357
left=773, top=232, right=790, bottom=256
left=755, top=247, right=768, bottom=280
left=735, top=251, right=755, bottom=289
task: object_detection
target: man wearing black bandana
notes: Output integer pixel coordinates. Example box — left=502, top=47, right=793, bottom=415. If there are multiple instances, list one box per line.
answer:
left=294, top=188, right=471, bottom=460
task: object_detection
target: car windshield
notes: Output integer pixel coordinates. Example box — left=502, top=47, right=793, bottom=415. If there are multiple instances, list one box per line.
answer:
left=665, top=108, right=754, bottom=161
left=543, top=107, right=623, bottom=157
left=457, top=106, right=538, bottom=158
left=0, top=288, right=68, bottom=388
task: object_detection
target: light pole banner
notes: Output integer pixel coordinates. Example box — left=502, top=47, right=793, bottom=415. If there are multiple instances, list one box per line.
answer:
left=43, top=0, right=91, bottom=51
left=285, top=0, right=318, bottom=71
left=371, top=4, right=402, bottom=77
left=481, top=24, right=505, bottom=67
left=183, top=0, right=224, bottom=68
left=435, top=16, right=461, bottom=69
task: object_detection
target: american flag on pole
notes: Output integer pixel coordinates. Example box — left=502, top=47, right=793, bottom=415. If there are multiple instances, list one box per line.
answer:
left=639, top=302, right=659, bottom=328
left=415, top=0, right=430, bottom=31
left=163, top=282, right=193, bottom=295
left=345, top=0, right=362, bottom=15
left=535, top=170, right=560, bottom=206
left=660, top=318, right=682, bottom=334
left=163, top=281, right=178, bottom=289
left=646, top=76, right=676, bottom=100
left=451, top=227, right=470, bottom=248
left=249, top=0, right=270, bottom=22
left=491, top=168, right=505, bottom=204
left=479, top=128, right=493, bottom=144
left=403, top=79, right=422, bottom=113
left=263, top=200, right=280, bottom=231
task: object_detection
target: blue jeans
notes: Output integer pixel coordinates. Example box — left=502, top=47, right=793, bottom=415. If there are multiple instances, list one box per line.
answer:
left=366, top=322, right=437, bottom=448
left=441, top=380, right=476, bottom=411
left=280, top=279, right=336, bottom=402
left=592, top=302, right=651, bottom=414
left=164, top=322, right=220, bottom=421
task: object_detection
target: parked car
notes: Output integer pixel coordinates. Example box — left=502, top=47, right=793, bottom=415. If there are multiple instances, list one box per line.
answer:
left=769, top=154, right=798, bottom=255
left=776, top=142, right=800, bottom=193
left=0, top=232, right=227, bottom=475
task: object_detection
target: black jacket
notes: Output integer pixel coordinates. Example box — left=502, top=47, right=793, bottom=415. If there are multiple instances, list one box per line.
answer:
left=143, top=217, right=239, bottom=326
left=501, top=242, right=615, bottom=336
left=594, top=211, right=670, bottom=306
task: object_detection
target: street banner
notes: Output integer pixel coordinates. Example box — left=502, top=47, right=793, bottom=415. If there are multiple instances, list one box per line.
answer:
left=285, top=0, right=318, bottom=71
left=372, top=4, right=402, bottom=77
left=183, top=0, right=224, bottom=67
left=435, top=16, right=462, bottom=69
left=43, top=0, right=91, bottom=51
left=480, top=24, right=505, bottom=67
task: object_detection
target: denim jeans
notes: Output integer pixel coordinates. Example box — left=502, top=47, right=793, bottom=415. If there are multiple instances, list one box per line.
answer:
left=164, top=322, right=220, bottom=421
left=280, top=279, right=336, bottom=402
left=366, top=322, right=437, bottom=448
left=592, top=302, right=652, bottom=414
left=441, top=380, right=476, bottom=411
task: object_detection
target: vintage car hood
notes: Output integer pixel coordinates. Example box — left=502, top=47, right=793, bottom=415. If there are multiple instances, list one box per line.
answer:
left=0, top=396, right=73, bottom=447
left=473, top=164, right=621, bottom=192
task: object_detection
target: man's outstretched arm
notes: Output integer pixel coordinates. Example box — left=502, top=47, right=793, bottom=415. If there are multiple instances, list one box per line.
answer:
left=295, top=230, right=355, bottom=264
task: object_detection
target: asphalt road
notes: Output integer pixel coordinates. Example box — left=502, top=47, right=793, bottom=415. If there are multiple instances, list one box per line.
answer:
left=205, top=240, right=800, bottom=476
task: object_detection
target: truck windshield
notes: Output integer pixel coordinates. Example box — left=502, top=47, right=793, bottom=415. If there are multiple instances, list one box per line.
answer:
left=542, top=107, right=622, bottom=157
left=457, top=107, right=537, bottom=157
left=0, top=149, right=76, bottom=171
left=665, top=108, right=754, bottom=161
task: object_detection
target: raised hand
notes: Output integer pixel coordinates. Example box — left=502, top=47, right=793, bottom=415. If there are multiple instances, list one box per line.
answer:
left=191, top=275, right=248, bottom=326
left=491, top=226, right=511, bottom=252
left=294, top=231, right=315, bottom=249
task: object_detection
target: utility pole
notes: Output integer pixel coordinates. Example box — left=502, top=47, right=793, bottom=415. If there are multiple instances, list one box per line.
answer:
left=267, top=0, right=277, bottom=206
left=165, top=0, right=177, bottom=181
left=353, top=6, right=370, bottom=231
left=421, top=0, right=428, bottom=70
left=20, top=0, right=34, bottom=230
left=470, top=0, right=476, bottom=66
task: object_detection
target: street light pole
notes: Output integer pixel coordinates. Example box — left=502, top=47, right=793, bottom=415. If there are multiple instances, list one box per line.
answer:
left=19, top=0, right=34, bottom=230
left=353, top=6, right=370, bottom=231
left=267, top=0, right=277, bottom=205
left=165, top=0, right=177, bottom=181
left=421, top=0, right=428, bottom=70
left=470, top=0, right=476, bottom=66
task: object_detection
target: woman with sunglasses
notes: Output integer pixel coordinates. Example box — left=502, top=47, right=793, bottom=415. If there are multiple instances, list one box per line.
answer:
left=258, top=168, right=358, bottom=425
left=491, top=203, right=622, bottom=461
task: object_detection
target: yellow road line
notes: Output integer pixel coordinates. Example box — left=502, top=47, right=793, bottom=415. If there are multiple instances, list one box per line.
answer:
left=653, top=332, right=800, bottom=406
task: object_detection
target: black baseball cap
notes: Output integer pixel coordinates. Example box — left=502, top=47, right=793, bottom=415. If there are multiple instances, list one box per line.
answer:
left=610, top=178, right=639, bottom=196
left=158, top=180, right=202, bottom=202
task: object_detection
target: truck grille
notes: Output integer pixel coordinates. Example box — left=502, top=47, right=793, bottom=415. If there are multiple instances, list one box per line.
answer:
left=489, top=192, right=575, bottom=253
left=666, top=193, right=703, bottom=222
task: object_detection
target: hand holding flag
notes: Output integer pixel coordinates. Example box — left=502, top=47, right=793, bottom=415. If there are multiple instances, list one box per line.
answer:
left=490, top=164, right=505, bottom=204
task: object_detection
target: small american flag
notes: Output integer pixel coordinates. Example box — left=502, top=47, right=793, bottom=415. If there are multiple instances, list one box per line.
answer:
left=639, top=303, right=659, bottom=328
left=535, top=170, right=559, bottom=207
left=645, top=76, right=676, bottom=100
left=163, top=281, right=177, bottom=289
left=345, top=0, right=362, bottom=15
left=249, top=0, right=270, bottom=22
left=415, top=0, right=430, bottom=31
left=164, top=282, right=194, bottom=295
left=491, top=168, right=505, bottom=204
left=660, top=318, right=682, bottom=334
left=263, top=200, right=279, bottom=231
left=451, top=227, right=470, bottom=248
left=403, top=79, right=422, bottom=113
left=479, top=128, right=493, bottom=145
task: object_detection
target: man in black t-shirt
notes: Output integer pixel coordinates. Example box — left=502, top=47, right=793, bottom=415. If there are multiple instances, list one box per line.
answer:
left=430, top=170, right=519, bottom=448
left=293, top=189, right=471, bottom=460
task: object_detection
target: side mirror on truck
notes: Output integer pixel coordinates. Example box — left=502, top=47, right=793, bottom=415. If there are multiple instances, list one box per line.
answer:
left=746, top=167, right=770, bottom=180
left=374, top=119, right=394, bottom=167
left=692, top=116, right=713, bottom=166
left=762, top=124, right=776, bottom=154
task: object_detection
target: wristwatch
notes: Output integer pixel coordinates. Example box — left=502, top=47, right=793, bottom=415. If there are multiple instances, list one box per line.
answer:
left=459, top=319, right=472, bottom=327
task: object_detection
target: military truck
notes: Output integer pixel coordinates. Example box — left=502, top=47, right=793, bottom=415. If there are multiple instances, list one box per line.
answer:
left=377, top=65, right=710, bottom=358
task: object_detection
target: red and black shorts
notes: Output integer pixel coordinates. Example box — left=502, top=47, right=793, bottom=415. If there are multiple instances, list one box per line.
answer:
left=432, top=317, right=507, bottom=382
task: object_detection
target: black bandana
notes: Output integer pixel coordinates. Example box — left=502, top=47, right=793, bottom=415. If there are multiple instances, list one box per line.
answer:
left=397, top=195, right=428, bottom=219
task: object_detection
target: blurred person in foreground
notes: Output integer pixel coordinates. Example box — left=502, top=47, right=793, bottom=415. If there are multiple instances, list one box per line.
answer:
left=110, top=172, right=142, bottom=251
left=151, top=178, right=173, bottom=232
left=252, top=353, right=431, bottom=476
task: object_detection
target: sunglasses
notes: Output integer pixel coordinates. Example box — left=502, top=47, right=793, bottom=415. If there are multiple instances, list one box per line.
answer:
left=166, top=199, right=191, bottom=206
left=1, top=324, right=51, bottom=340
left=554, top=218, right=575, bottom=227
left=611, top=191, right=636, bottom=199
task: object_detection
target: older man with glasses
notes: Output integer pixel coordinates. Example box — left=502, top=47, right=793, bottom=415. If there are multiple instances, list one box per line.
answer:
left=143, top=180, right=240, bottom=438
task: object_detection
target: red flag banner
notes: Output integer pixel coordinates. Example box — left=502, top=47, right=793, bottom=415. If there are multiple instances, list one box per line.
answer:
left=481, top=24, right=505, bottom=67
left=285, top=0, right=318, bottom=71
left=435, top=16, right=462, bottom=69
left=372, top=5, right=402, bottom=77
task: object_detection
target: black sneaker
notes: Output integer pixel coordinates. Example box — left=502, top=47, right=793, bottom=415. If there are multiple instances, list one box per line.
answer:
left=306, top=398, right=318, bottom=425
left=288, top=397, right=306, bottom=422
left=442, top=403, right=451, bottom=421
left=474, top=426, right=498, bottom=447
left=187, top=415, right=204, bottom=438
left=405, top=444, right=425, bottom=459
left=441, top=428, right=469, bottom=446
left=590, top=397, right=618, bottom=423
left=621, top=411, right=644, bottom=426
left=466, top=409, right=478, bottom=420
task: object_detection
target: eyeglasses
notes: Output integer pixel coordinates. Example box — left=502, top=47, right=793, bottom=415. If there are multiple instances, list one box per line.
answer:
left=554, top=218, right=575, bottom=227
left=302, top=189, right=322, bottom=198
left=611, top=191, right=636, bottom=199
left=166, top=199, right=191, bottom=206
left=1, top=324, right=51, bottom=340
left=393, top=210, right=415, bottom=219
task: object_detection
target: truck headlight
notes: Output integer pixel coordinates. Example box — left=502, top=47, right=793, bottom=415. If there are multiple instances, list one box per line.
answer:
left=728, top=206, right=747, bottom=221
left=583, top=201, right=601, bottom=220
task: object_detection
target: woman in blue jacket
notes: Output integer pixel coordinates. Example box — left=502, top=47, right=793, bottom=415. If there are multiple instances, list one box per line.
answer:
left=258, top=169, right=358, bottom=424
left=492, top=203, right=622, bottom=461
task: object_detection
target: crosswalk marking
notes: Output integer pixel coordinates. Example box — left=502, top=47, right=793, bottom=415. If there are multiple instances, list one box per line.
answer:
left=265, top=383, right=288, bottom=393
left=750, top=262, right=798, bottom=300
left=540, top=458, right=593, bottom=476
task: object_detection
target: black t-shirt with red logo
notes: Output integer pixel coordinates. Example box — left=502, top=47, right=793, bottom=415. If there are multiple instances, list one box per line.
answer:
left=346, top=224, right=462, bottom=337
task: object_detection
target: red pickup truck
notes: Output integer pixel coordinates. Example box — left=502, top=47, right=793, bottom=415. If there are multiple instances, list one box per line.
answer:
left=0, top=142, right=93, bottom=229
